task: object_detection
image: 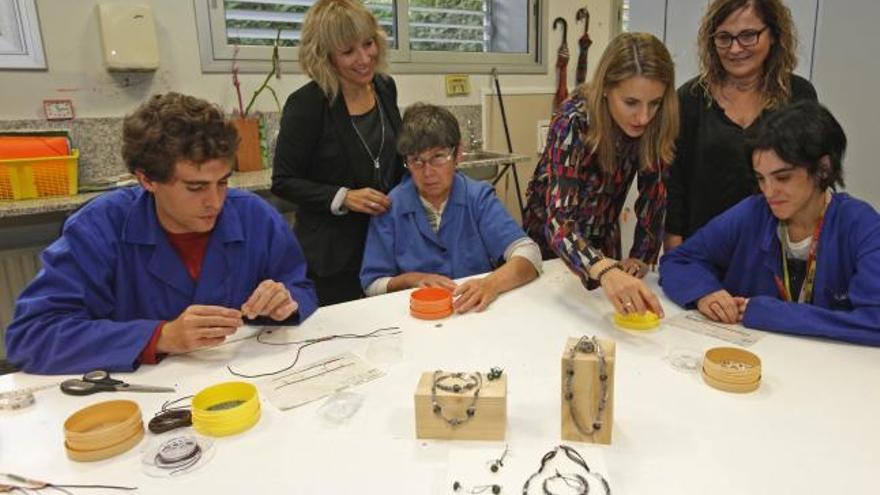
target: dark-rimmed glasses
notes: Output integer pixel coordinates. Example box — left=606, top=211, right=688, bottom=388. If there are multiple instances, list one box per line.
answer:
left=405, top=147, right=455, bottom=171
left=712, top=26, right=768, bottom=49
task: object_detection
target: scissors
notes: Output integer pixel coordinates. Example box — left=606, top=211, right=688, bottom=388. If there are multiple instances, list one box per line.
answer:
left=60, top=370, right=176, bottom=396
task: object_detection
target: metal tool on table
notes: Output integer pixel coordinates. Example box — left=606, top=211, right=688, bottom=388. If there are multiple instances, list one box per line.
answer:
left=60, top=370, right=176, bottom=396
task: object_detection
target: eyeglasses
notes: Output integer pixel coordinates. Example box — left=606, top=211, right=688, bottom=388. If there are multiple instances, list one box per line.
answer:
left=405, top=148, right=455, bottom=171
left=712, top=26, right=768, bottom=49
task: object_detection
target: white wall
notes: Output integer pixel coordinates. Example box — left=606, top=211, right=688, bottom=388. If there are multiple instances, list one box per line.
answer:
left=0, top=0, right=615, bottom=120
left=811, top=0, right=880, bottom=206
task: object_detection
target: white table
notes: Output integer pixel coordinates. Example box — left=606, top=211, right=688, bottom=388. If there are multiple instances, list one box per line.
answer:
left=2, top=260, right=879, bottom=494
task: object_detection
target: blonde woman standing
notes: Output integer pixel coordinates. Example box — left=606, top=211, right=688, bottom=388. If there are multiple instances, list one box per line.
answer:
left=523, top=32, right=679, bottom=317
left=272, top=0, right=404, bottom=305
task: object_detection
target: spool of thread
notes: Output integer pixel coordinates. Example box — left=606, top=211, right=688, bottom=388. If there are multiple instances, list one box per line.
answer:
left=64, top=399, right=145, bottom=462
left=410, top=287, right=454, bottom=320
left=191, top=382, right=261, bottom=437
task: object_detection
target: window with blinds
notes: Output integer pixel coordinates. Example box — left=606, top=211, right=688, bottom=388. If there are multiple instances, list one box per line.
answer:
left=194, top=0, right=545, bottom=73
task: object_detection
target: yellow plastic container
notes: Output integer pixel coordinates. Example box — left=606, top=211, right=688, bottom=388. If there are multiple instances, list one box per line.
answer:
left=0, top=149, right=79, bottom=201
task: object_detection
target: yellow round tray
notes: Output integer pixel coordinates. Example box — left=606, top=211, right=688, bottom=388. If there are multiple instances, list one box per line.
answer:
left=192, top=382, right=261, bottom=437
left=613, top=311, right=661, bottom=331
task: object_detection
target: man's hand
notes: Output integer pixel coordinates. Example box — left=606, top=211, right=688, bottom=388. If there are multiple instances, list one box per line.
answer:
left=453, top=277, right=500, bottom=314
left=241, top=279, right=299, bottom=321
left=697, top=289, right=747, bottom=323
left=156, top=305, right=243, bottom=354
left=344, top=188, right=391, bottom=215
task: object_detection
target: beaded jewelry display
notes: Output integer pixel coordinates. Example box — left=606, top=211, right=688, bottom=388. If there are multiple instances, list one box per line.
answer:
left=431, top=370, right=483, bottom=427
left=522, top=445, right=610, bottom=495
left=564, top=336, right=608, bottom=435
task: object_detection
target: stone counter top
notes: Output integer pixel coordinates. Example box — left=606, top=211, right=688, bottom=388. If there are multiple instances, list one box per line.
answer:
left=0, top=152, right=528, bottom=219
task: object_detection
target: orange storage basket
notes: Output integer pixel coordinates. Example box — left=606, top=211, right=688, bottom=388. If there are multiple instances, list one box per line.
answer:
left=0, top=149, right=79, bottom=201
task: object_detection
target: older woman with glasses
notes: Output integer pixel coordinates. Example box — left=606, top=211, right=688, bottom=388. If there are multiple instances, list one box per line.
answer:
left=664, top=0, right=818, bottom=251
left=360, top=103, right=541, bottom=313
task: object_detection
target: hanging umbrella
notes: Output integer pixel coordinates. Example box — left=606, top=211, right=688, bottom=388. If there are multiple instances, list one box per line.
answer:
left=575, top=7, right=593, bottom=86
left=552, top=17, right=570, bottom=112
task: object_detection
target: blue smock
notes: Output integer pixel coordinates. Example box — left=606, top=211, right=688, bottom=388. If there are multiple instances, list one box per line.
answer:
left=360, top=173, right=528, bottom=288
left=659, top=193, right=880, bottom=345
left=6, top=187, right=317, bottom=373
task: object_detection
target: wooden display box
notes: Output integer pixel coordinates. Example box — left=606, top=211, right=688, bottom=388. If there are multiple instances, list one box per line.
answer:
left=414, top=372, right=506, bottom=441
left=561, top=337, right=616, bottom=444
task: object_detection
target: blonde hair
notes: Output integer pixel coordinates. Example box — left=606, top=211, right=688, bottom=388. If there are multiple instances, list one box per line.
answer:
left=583, top=32, right=678, bottom=174
left=299, top=0, right=389, bottom=101
left=697, top=0, right=798, bottom=109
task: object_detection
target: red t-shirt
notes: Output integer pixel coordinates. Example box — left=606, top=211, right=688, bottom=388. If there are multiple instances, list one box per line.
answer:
left=138, top=231, right=212, bottom=364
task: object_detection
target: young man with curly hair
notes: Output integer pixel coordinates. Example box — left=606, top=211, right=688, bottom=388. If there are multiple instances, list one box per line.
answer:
left=6, top=93, right=317, bottom=374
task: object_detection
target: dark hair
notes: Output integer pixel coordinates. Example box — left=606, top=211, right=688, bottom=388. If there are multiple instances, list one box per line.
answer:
left=396, top=103, right=461, bottom=157
left=122, top=92, right=239, bottom=182
left=746, top=100, right=846, bottom=190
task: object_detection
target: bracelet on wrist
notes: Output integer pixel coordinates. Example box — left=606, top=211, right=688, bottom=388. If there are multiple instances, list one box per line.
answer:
left=595, top=263, right=623, bottom=284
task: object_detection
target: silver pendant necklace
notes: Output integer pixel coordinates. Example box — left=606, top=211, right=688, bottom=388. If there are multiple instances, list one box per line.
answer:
left=350, top=93, right=386, bottom=174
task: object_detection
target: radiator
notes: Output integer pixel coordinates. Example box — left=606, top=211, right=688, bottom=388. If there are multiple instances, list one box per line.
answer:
left=0, top=246, right=43, bottom=358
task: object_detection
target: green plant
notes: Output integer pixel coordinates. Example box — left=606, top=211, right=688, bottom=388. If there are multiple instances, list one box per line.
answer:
left=232, top=29, right=282, bottom=117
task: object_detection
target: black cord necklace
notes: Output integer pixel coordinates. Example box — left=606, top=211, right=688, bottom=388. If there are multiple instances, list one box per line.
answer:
left=431, top=370, right=482, bottom=427
left=522, top=445, right=610, bottom=495
left=226, top=326, right=401, bottom=379
left=565, top=336, right=608, bottom=435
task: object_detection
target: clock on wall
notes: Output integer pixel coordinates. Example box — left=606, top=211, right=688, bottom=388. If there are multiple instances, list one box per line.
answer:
left=43, top=99, right=75, bottom=121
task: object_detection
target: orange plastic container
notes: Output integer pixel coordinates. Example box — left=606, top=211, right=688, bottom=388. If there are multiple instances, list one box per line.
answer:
left=0, top=149, right=79, bottom=201
left=410, top=287, right=453, bottom=320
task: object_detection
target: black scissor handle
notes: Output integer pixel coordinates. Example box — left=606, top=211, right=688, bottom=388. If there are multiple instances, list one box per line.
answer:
left=60, top=379, right=116, bottom=396
left=83, top=370, right=124, bottom=386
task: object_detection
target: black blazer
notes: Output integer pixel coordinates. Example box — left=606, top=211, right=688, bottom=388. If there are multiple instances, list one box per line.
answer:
left=272, top=75, right=404, bottom=278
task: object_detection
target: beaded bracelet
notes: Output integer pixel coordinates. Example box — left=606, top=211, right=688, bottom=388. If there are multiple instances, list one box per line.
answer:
left=594, top=263, right=623, bottom=284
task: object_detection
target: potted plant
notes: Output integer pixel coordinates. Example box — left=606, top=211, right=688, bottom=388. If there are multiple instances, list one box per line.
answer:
left=231, top=30, right=282, bottom=172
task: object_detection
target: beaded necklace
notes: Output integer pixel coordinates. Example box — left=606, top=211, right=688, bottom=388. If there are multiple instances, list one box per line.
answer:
left=431, top=370, right=483, bottom=427
left=565, top=336, right=608, bottom=435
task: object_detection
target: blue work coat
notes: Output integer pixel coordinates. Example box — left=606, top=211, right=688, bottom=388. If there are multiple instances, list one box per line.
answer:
left=659, top=193, right=880, bottom=345
left=360, top=173, right=528, bottom=288
left=6, top=187, right=317, bottom=374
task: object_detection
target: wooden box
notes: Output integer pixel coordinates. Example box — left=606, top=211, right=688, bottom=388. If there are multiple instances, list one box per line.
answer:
left=561, top=336, right=616, bottom=444
left=414, top=371, right=506, bottom=440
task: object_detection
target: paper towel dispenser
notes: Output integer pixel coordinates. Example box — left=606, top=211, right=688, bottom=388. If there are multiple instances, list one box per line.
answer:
left=97, top=3, right=159, bottom=71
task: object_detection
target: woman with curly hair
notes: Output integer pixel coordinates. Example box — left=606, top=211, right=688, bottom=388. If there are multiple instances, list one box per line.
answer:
left=664, top=0, right=818, bottom=250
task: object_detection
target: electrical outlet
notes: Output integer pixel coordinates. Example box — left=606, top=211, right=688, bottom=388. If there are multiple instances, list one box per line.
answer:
left=445, top=74, right=470, bottom=96
left=536, top=119, right=551, bottom=154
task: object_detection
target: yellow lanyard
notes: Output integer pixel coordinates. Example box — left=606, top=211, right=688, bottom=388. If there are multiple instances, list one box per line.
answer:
left=777, top=194, right=830, bottom=303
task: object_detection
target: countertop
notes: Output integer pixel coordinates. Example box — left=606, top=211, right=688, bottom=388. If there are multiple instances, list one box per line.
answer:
left=0, top=152, right=529, bottom=219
